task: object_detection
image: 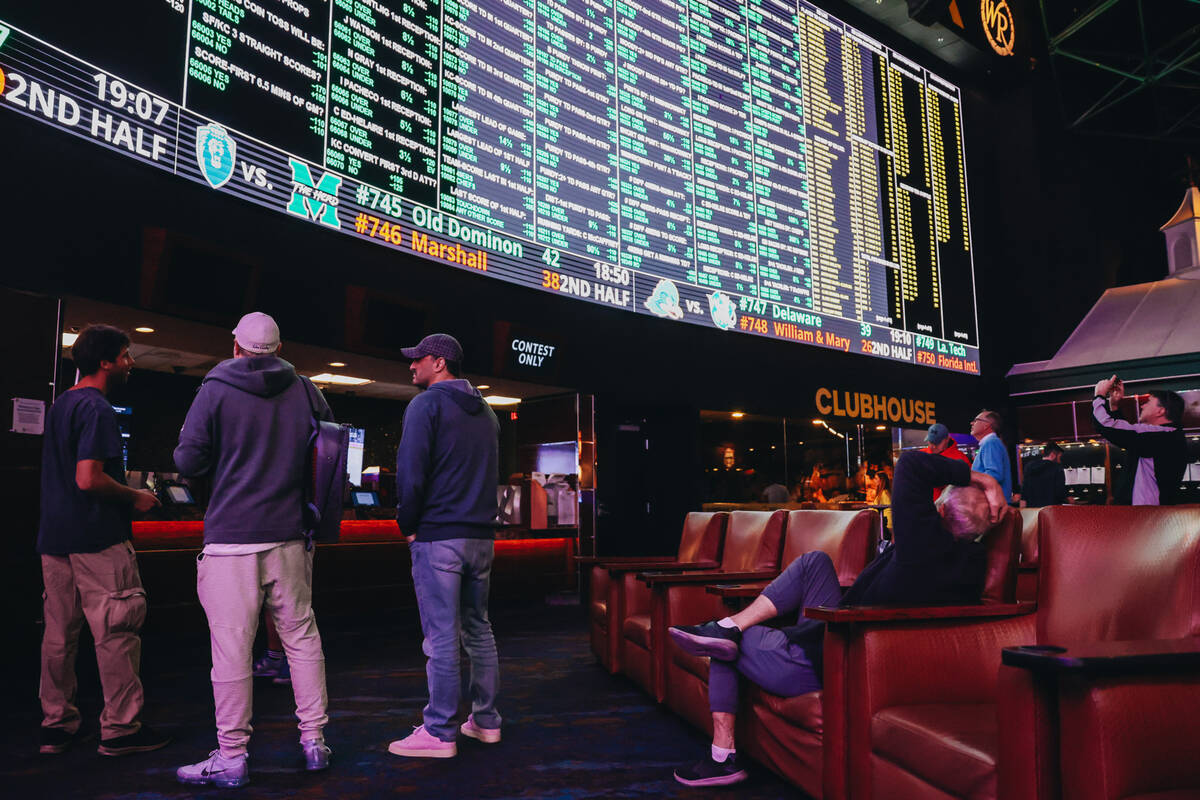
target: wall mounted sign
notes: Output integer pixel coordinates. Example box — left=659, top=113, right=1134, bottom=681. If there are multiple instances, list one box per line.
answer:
left=981, top=0, right=1016, bottom=56
left=815, top=387, right=937, bottom=425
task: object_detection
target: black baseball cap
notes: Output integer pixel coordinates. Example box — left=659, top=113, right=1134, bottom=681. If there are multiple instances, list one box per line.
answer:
left=401, top=333, right=463, bottom=362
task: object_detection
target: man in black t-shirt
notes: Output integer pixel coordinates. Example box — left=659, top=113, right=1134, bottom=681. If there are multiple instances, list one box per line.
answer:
left=667, top=450, right=1005, bottom=787
left=36, top=325, right=170, bottom=757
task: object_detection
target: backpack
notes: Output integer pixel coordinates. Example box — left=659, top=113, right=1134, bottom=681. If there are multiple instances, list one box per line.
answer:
left=300, top=377, right=350, bottom=545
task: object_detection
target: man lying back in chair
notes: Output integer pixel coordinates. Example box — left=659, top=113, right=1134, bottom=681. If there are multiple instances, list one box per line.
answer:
left=668, top=449, right=1006, bottom=787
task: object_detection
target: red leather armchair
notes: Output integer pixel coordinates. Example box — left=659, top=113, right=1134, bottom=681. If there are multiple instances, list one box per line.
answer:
left=578, top=511, right=727, bottom=673
left=814, top=505, right=1200, bottom=800
left=621, top=509, right=787, bottom=702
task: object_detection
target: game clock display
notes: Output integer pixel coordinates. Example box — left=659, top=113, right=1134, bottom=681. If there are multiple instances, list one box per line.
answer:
left=0, top=0, right=980, bottom=373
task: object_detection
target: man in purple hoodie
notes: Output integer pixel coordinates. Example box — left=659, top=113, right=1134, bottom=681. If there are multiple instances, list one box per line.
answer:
left=387, top=334, right=502, bottom=759
left=173, top=312, right=333, bottom=787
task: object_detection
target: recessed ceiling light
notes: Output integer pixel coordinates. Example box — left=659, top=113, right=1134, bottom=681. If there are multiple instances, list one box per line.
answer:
left=476, top=384, right=491, bottom=390
left=483, top=395, right=521, bottom=406
left=61, top=332, right=78, bottom=347
left=309, top=373, right=372, bottom=386
left=812, top=419, right=824, bottom=425
left=134, top=326, right=155, bottom=333
left=328, top=361, right=346, bottom=367
left=875, top=425, right=887, bottom=430
left=731, top=411, right=745, bottom=418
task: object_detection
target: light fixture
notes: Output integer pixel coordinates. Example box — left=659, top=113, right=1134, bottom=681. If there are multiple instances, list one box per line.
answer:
left=731, top=411, right=745, bottom=418
left=875, top=425, right=887, bottom=431
left=134, top=326, right=155, bottom=333
left=483, top=395, right=521, bottom=406
left=812, top=419, right=823, bottom=425
left=477, top=384, right=491, bottom=390
left=748, top=447, right=755, bottom=452
left=309, top=373, right=372, bottom=386
left=328, top=361, right=346, bottom=368
left=61, top=332, right=78, bottom=347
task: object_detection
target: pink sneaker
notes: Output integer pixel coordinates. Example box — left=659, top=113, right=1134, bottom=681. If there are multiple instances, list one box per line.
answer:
left=388, top=725, right=457, bottom=758
left=459, top=714, right=501, bottom=744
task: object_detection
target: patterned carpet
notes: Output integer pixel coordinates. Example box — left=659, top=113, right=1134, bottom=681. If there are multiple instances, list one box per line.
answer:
left=0, top=602, right=801, bottom=798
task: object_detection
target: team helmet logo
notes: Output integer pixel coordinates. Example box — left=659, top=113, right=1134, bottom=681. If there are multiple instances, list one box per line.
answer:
left=708, top=291, right=737, bottom=331
left=195, top=123, right=236, bottom=189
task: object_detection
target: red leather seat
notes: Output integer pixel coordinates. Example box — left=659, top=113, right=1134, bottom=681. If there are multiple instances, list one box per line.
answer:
left=581, top=511, right=727, bottom=673
left=818, top=505, right=1200, bottom=800
left=621, top=509, right=786, bottom=702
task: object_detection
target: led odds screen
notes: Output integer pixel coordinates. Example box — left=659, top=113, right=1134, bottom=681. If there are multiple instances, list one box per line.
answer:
left=0, top=1, right=979, bottom=373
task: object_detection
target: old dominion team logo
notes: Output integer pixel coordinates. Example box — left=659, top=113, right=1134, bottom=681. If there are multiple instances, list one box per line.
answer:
left=708, top=291, right=737, bottom=331
left=195, top=123, right=236, bottom=189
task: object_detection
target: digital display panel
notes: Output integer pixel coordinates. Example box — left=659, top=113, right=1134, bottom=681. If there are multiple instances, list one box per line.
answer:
left=347, top=426, right=365, bottom=486
left=0, top=1, right=979, bottom=373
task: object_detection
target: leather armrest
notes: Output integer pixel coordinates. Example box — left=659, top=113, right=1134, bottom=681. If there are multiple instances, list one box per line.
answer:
left=575, top=555, right=677, bottom=565
left=804, top=601, right=1035, bottom=624
left=591, top=559, right=720, bottom=573
left=705, top=582, right=769, bottom=598
left=1001, top=637, right=1200, bottom=676
left=640, top=569, right=777, bottom=586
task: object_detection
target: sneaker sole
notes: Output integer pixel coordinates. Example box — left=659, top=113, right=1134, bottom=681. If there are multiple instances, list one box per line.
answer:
left=674, top=768, right=749, bottom=787
left=669, top=627, right=740, bottom=661
left=387, top=742, right=457, bottom=758
left=98, top=739, right=172, bottom=757
left=177, top=774, right=249, bottom=788
left=460, top=727, right=501, bottom=744
left=39, top=743, right=70, bottom=755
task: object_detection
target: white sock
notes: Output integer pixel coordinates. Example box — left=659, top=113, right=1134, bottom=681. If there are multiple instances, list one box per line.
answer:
left=716, top=617, right=739, bottom=630
left=711, top=743, right=736, bottom=762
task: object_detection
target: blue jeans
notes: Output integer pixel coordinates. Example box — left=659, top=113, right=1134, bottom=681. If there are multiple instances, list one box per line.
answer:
left=709, top=551, right=842, bottom=713
left=409, top=539, right=501, bottom=741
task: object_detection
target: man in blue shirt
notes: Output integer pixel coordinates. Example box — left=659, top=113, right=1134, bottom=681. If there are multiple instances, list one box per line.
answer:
left=387, top=334, right=502, bottom=759
left=970, top=410, right=1013, bottom=502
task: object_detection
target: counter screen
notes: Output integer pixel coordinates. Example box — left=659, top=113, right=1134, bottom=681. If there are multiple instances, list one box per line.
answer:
left=0, top=0, right=979, bottom=372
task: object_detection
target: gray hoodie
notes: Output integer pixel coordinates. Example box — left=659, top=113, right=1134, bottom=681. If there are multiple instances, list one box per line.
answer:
left=175, top=355, right=332, bottom=544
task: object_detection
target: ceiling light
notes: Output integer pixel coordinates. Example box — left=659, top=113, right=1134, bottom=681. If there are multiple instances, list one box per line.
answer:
left=731, top=411, right=745, bottom=418
left=328, top=361, right=346, bottom=368
left=477, top=384, right=491, bottom=390
left=61, top=332, right=78, bottom=347
left=309, top=373, right=372, bottom=386
left=483, top=395, right=521, bottom=406
left=812, top=419, right=823, bottom=425
left=134, top=326, right=155, bottom=333
left=875, top=425, right=887, bottom=430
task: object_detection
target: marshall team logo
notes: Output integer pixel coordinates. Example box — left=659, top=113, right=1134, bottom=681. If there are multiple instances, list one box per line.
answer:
left=195, top=123, right=236, bottom=189
left=287, top=158, right=342, bottom=228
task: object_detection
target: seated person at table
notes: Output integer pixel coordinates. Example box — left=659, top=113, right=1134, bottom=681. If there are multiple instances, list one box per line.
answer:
left=668, top=450, right=1005, bottom=787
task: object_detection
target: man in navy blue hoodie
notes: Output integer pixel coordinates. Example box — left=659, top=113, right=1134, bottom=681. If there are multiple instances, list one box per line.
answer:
left=387, top=334, right=502, bottom=759
left=173, top=312, right=333, bottom=787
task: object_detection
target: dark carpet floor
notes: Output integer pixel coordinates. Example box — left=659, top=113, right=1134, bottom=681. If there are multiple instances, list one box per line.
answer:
left=0, top=602, right=802, bottom=798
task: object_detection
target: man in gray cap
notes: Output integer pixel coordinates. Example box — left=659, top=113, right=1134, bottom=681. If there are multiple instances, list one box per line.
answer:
left=922, top=423, right=971, bottom=501
left=173, top=312, right=334, bottom=786
left=388, top=334, right=502, bottom=759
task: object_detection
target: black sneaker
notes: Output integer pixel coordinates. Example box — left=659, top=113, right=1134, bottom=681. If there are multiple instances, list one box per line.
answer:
left=669, top=620, right=743, bottom=661
left=39, top=726, right=80, bottom=755
left=98, top=724, right=172, bottom=756
left=674, top=753, right=749, bottom=787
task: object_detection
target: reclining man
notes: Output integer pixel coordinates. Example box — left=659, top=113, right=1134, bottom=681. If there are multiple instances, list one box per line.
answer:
left=668, top=449, right=1005, bottom=787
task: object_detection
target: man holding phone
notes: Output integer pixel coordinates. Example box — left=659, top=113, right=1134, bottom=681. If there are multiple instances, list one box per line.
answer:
left=1092, top=375, right=1187, bottom=505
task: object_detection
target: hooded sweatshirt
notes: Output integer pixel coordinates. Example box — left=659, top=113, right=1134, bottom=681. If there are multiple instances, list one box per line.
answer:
left=395, top=379, right=499, bottom=541
left=174, top=356, right=332, bottom=544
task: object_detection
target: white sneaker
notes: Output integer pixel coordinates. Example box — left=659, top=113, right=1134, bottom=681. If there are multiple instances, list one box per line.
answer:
left=388, top=725, right=457, bottom=758
left=176, top=749, right=249, bottom=787
left=459, top=714, right=501, bottom=744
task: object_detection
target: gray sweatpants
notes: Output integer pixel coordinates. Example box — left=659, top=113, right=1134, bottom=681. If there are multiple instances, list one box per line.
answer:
left=708, top=550, right=842, bottom=713
left=197, top=540, right=328, bottom=757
